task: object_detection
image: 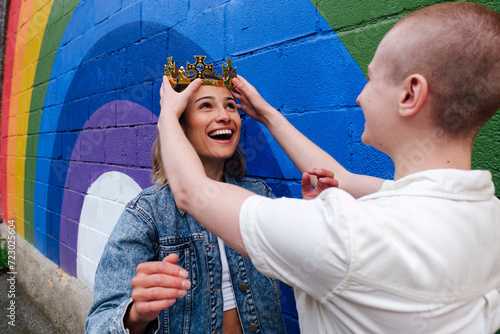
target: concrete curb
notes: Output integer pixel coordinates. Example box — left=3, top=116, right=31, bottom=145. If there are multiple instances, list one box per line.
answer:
left=0, top=223, right=93, bottom=333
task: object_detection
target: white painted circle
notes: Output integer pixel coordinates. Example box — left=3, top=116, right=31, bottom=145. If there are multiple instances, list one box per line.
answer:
left=77, top=171, right=142, bottom=289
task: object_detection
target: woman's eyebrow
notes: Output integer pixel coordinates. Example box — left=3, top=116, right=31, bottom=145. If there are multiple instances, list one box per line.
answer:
left=194, top=96, right=236, bottom=104
left=194, top=96, right=214, bottom=104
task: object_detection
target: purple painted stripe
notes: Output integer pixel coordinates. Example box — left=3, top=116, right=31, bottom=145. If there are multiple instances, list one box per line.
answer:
left=59, top=100, right=157, bottom=276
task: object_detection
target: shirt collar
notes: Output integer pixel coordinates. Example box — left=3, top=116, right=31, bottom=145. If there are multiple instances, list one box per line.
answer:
left=363, top=169, right=495, bottom=201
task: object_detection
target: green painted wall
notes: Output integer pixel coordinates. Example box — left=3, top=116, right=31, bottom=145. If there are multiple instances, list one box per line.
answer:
left=311, top=0, right=500, bottom=196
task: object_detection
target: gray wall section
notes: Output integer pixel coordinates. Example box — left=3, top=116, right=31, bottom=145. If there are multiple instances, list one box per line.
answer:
left=0, top=224, right=93, bottom=333
left=0, top=1, right=92, bottom=331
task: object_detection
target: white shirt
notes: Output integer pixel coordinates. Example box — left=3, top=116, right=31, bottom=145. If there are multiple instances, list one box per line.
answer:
left=240, top=169, right=500, bottom=333
left=217, top=237, right=237, bottom=311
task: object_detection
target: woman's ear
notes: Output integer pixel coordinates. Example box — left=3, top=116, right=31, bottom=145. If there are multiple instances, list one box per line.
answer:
left=399, top=74, right=428, bottom=117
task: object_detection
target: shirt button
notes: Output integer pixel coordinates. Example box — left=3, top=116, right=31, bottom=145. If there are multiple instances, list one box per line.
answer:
left=238, top=283, right=247, bottom=292
left=212, top=286, right=220, bottom=292
left=249, top=323, right=258, bottom=332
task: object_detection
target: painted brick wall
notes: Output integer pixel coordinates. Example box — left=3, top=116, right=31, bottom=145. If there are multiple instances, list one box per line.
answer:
left=1, top=1, right=498, bottom=332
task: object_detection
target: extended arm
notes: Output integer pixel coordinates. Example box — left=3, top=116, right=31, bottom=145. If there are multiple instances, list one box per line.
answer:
left=232, top=76, right=384, bottom=198
left=157, top=76, right=252, bottom=256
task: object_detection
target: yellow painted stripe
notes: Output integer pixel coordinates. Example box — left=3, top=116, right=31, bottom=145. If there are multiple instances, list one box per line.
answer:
left=7, top=0, right=38, bottom=238
left=15, top=0, right=55, bottom=235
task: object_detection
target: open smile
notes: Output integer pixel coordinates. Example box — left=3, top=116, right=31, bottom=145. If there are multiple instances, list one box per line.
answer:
left=208, top=129, right=234, bottom=141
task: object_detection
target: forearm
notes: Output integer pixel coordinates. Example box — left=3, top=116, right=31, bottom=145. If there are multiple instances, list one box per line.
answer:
left=157, top=113, right=207, bottom=209
left=234, top=76, right=384, bottom=197
left=157, top=113, right=253, bottom=256
left=261, top=108, right=384, bottom=198
left=262, top=109, right=346, bottom=176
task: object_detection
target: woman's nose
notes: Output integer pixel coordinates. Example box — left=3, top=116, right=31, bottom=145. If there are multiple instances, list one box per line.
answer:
left=216, top=107, right=231, bottom=122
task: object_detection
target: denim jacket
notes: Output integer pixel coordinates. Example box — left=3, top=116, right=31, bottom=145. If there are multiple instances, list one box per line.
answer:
left=85, top=175, right=287, bottom=334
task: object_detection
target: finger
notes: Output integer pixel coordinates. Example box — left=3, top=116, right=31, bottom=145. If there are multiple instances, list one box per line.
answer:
left=318, top=177, right=339, bottom=188
left=160, top=76, right=172, bottom=95
left=132, top=271, right=191, bottom=290
left=163, top=75, right=173, bottom=89
left=232, top=77, right=247, bottom=98
left=232, top=89, right=250, bottom=105
left=308, top=168, right=334, bottom=178
left=234, top=91, right=249, bottom=105
left=136, top=260, right=188, bottom=278
left=236, top=105, right=250, bottom=116
left=234, top=99, right=250, bottom=114
left=232, top=81, right=242, bottom=93
left=160, top=75, right=175, bottom=102
left=234, top=76, right=254, bottom=91
left=181, top=78, right=202, bottom=98
left=128, top=300, right=165, bottom=324
left=133, top=299, right=177, bottom=318
left=163, top=253, right=179, bottom=264
left=132, top=284, right=188, bottom=302
left=233, top=76, right=257, bottom=97
left=301, top=172, right=313, bottom=194
left=160, top=78, right=165, bottom=99
left=317, top=179, right=339, bottom=193
left=232, top=76, right=243, bottom=88
left=232, top=91, right=243, bottom=103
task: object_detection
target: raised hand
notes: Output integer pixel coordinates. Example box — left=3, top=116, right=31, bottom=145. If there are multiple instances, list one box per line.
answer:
left=124, top=254, right=191, bottom=333
left=232, top=76, right=277, bottom=125
left=159, top=76, right=201, bottom=121
left=302, top=168, right=339, bottom=200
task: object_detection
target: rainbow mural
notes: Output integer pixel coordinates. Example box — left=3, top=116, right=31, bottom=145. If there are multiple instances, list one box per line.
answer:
left=2, top=0, right=77, bottom=263
left=1, top=1, right=498, bottom=331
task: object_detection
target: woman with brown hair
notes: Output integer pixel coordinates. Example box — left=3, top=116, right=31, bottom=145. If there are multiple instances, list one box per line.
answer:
left=85, top=73, right=287, bottom=334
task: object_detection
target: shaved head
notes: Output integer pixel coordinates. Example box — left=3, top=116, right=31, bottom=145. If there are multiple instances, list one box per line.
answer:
left=381, top=2, right=500, bottom=138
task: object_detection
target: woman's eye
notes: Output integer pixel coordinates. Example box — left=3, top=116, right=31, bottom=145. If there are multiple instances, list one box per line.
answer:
left=226, top=103, right=236, bottom=110
left=200, top=103, right=212, bottom=109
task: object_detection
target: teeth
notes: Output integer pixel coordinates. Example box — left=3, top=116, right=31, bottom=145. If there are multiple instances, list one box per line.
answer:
left=208, top=129, right=232, bottom=137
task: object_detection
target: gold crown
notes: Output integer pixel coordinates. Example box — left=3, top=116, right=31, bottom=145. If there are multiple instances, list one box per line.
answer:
left=165, top=56, right=237, bottom=88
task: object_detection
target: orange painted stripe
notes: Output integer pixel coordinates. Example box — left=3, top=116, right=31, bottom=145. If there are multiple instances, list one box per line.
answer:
left=6, top=0, right=37, bottom=237
left=1, top=1, right=21, bottom=224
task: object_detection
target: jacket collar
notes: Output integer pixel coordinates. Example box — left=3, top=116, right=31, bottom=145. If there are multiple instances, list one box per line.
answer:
left=177, top=173, right=237, bottom=216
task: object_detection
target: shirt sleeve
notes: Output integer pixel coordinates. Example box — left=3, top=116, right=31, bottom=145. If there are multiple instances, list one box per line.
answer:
left=239, top=190, right=352, bottom=302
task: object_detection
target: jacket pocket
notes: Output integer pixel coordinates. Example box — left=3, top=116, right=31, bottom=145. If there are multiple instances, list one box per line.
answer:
left=159, top=236, right=201, bottom=290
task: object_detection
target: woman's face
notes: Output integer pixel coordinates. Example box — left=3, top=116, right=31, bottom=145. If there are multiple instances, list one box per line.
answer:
left=181, top=85, right=241, bottom=164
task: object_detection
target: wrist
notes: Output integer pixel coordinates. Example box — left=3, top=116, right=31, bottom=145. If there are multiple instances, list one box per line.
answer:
left=157, top=111, right=181, bottom=129
left=124, top=302, right=153, bottom=334
left=262, top=107, right=285, bottom=130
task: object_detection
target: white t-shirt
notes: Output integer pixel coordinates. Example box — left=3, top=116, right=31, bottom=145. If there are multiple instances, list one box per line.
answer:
left=240, top=169, right=500, bottom=333
left=218, top=237, right=237, bottom=311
